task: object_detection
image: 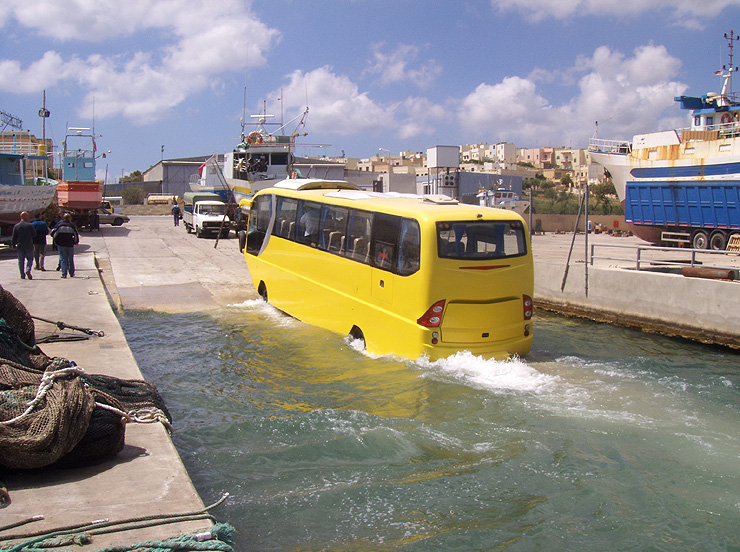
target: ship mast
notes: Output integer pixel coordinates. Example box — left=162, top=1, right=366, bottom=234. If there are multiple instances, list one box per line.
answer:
left=719, top=29, right=739, bottom=103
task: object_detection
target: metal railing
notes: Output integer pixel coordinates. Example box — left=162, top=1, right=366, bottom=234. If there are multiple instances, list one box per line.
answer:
left=0, top=142, right=49, bottom=156
left=588, top=138, right=631, bottom=153
left=590, top=242, right=740, bottom=272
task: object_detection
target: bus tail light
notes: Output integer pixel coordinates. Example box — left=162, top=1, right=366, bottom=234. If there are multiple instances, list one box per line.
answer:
left=418, top=300, right=445, bottom=327
left=523, top=295, right=533, bottom=320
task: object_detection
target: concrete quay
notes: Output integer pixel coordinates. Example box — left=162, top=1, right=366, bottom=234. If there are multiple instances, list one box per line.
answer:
left=533, top=231, right=740, bottom=348
left=0, top=216, right=252, bottom=550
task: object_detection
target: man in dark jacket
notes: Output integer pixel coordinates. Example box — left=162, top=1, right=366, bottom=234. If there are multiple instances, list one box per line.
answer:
left=51, top=213, right=80, bottom=278
left=31, top=212, right=49, bottom=271
left=12, top=212, right=36, bottom=279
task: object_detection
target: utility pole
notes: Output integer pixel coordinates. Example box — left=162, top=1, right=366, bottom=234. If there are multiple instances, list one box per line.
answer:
left=39, top=90, right=50, bottom=180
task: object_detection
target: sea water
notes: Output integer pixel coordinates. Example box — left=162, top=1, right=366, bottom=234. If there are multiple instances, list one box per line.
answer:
left=119, top=304, right=740, bottom=551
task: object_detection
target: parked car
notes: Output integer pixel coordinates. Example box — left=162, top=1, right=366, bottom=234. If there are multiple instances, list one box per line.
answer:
left=95, top=208, right=129, bottom=226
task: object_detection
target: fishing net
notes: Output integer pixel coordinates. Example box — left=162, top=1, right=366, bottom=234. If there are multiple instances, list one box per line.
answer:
left=0, top=286, right=170, bottom=470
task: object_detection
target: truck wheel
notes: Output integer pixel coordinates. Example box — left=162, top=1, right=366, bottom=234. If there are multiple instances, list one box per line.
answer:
left=196, top=226, right=203, bottom=238
left=692, top=230, right=709, bottom=250
left=186, top=224, right=192, bottom=234
left=709, top=230, right=727, bottom=250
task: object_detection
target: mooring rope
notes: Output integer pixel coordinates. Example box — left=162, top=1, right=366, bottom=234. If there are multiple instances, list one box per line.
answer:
left=0, top=361, right=84, bottom=426
left=0, top=362, right=172, bottom=432
left=0, top=493, right=232, bottom=551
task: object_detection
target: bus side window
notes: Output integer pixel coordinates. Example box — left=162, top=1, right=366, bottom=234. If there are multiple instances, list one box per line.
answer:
left=320, top=205, right=349, bottom=253
left=273, top=197, right=298, bottom=239
left=296, top=201, right=322, bottom=247
left=346, top=210, right=373, bottom=263
left=246, top=194, right=272, bottom=256
left=398, top=219, right=420, bottom=276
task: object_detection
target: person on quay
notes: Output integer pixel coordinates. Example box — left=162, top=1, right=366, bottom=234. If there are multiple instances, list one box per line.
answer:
left=31, top=212, right=49, bottom=271
left=172, top=200, right=181, bottom=226
left=51, top=213, right=80, bottom=278
left=11, top=211, right=36, bottom=280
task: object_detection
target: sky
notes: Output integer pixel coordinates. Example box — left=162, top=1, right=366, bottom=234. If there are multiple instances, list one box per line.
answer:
left=3, top=0, right=740, bottom=182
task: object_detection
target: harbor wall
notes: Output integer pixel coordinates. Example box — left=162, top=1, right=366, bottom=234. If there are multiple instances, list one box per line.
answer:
left=531, top=214, right=626, bottom=233
left=534, top=259, right=740, bottom=348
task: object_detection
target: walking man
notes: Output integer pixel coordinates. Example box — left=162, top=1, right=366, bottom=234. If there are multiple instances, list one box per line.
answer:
left=11, top=211, right=36, bottom=280
left=32, top=212, right=49, bottom=271
left=51, top=213, right=79, bottom=278
left=172, top=200, right=181, bottom=226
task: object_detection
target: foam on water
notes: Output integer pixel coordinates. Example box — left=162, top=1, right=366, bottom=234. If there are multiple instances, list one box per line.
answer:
left=415, top=350, right=560, bottom=395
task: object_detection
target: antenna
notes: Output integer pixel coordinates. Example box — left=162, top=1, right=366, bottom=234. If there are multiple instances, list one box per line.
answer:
left=0, top=110, right=22, bottom=132
left=241, top=46, right=249, bottom=140
left=722, top=29, right=739, bottom=95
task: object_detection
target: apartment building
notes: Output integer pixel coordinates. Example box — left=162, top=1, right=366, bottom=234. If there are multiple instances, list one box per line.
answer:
left=517, top=146, right=555, bottom=168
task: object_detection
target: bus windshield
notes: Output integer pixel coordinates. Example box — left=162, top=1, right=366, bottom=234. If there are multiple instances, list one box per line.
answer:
left=437, top=220, right=527, bottom=259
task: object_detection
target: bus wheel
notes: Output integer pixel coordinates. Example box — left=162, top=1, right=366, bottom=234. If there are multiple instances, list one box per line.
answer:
left=692, top=230, right=709, bottom=250
left=238, top=230, right=247, bottom=252
left=349, top=326, right=365, bottom=347
left=709, top=230, right=727, bottom=250
left=258, top=282, right=268, bottom=303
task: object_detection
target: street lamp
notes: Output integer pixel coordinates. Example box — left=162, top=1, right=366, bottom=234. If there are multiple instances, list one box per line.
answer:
left=378, top=148, right=391, bottom=191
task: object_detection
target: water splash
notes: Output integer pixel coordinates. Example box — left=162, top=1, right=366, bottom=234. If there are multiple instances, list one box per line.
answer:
left=414, top=350, right=560, bottom=395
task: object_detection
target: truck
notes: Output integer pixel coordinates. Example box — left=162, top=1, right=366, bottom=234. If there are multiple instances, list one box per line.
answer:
left=182, top=192, right=231, bottom=238
left=625, top=182, right=740, bottom=250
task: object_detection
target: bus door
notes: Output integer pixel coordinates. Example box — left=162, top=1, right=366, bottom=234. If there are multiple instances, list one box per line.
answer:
left=370, top=214, right=402, bottom=303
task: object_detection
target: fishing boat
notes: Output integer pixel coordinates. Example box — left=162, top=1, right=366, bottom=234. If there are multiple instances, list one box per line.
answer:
left=56, top=127, right=104, bottom=214
left=222, top=105, right=310, bottom=203
left=589, top=30, right=740, bottom=249
left=477, top=187, right=531, bottom=215
left=0, top=139, right=56, bottom=227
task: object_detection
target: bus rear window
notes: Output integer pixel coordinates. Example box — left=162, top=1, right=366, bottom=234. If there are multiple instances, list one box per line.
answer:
left=437, top=220, right=527, bottom=259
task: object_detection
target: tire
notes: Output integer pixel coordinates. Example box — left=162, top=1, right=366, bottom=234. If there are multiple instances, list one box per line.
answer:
left=692, top=230, right=709, bottom=250
left=195, top=226, right=203, bottom=238
left=186, top=224, right=192, bottom=234
left=258, top=282, right=268, bottom=303
left=349, top=326, right=365, bottom=348
left=709, top=230, right=727, bottom=250
left=112, top=218, right=124, bottom=226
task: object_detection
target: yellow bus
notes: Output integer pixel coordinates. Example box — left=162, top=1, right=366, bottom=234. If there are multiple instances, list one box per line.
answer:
left=243, top=179, right=533, bottom=360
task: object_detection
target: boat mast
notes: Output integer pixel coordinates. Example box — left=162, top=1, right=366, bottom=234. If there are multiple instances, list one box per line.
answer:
left=719, top=29, right=739, bottom=103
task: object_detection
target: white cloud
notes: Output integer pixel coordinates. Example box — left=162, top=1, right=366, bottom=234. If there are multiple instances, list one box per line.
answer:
left=364, top=43, right=442, bottom=88
left=457, top=76, right=553, bottom=143
left=456, top=44, right=688, bottom=147
left=268, top=67, right=450, bottom=142
left=0, top=52, right=69, bottom=93
left=490, top=0, right=740, bottom=26
left=269, top=67, right=395, bottom=136
left=0, top=0, right=280, bottom=124
left=397, top=97, right=450, bottom=139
